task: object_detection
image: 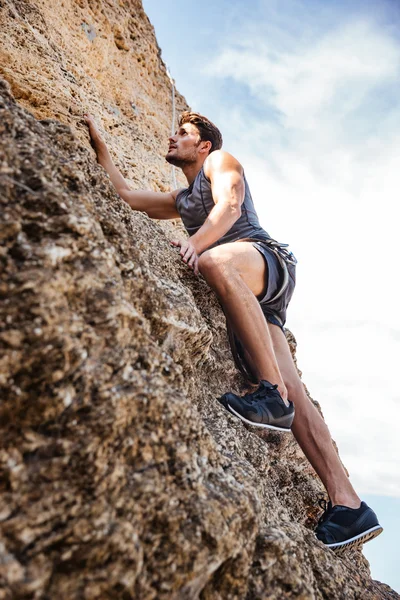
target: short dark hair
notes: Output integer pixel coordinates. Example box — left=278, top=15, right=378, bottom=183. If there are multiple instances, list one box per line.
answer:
left=178, top=111, right=223, bottom=153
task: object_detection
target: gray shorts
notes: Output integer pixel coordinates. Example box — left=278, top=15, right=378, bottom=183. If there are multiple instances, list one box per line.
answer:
left=227, top=237, right=297, bottom=382
left=251, top=240, right=296, bottom=330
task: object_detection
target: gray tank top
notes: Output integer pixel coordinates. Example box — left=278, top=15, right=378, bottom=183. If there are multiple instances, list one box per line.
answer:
left=175, top=167, right=270, bottom=248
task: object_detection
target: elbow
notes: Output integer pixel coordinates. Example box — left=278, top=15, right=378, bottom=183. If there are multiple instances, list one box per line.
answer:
left=232, top=203, right=242, bottom=221
left=118, top=189, right=137, bottom=209
left=117, top=186, right=132, bottom=199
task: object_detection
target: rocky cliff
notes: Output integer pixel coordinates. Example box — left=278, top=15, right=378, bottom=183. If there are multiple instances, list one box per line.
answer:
left=0, top=1, right=397, bottom=599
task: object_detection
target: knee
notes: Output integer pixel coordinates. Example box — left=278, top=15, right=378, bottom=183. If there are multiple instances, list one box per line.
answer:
left=198, top=250, right=229, bottom=283
left=284, top=376, right=306, bottom=406
left=284, top=377, right=320, bottom=422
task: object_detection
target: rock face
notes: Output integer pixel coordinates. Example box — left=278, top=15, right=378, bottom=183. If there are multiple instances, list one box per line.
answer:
left=0, top=2, right=397, bottom=599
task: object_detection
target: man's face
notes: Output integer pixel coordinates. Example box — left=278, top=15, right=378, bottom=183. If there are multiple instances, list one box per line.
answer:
left=165, top=123, right=203, bottom=167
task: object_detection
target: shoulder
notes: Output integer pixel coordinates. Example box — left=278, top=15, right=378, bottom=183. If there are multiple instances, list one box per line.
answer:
left=203, top=150, right=243, bottom=180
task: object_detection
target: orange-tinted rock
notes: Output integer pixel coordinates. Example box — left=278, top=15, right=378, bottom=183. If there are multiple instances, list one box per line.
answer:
left=0, top=1, right=398, bottom=599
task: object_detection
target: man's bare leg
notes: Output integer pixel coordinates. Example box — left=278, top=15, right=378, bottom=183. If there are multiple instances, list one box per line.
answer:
left=198, top=242, right=289, bottom=400
left=267, top=323, right=360, bottom=507
left=199, top=241, right=360, bottom=507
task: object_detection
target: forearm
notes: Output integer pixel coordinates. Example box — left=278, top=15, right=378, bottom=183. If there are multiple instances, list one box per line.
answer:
left=94, top=144, right=179, bottom=217
left=97, top=147, right=179, bottom=216
left=96, top=143, right=130, bottom=194
left=84, top=115, right=179, bottom=218
left=190, top=202, right=241, bottom=254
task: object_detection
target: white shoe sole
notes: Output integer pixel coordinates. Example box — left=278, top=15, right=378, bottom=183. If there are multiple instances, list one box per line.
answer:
left=327, top=525, right=383, bottom=554
left=227, top=404, right=293, bottom=433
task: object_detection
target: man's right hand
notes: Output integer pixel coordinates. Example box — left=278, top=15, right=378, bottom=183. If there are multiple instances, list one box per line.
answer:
left=83, top=114, right=106, bottom=158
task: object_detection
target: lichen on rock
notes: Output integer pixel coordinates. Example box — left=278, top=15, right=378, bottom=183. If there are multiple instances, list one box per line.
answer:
left=0, top=1, right=398, bottom=599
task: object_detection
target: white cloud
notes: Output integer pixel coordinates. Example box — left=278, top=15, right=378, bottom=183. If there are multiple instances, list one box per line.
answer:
left=209, top=21, right=400, bottom=124
left=204, top=7, right=400, bottom=496
left=292, top=320, right=400, bottom=495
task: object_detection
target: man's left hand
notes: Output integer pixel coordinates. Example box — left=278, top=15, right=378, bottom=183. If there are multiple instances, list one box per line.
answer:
left=170, top=238, right=200, bottom=275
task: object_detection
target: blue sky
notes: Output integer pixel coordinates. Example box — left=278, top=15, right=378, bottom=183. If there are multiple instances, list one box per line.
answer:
left=142, top=0, right=400, bottom=591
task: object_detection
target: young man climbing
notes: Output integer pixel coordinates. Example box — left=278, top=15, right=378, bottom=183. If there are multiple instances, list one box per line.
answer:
left=84, top=111, right=382, bottom=552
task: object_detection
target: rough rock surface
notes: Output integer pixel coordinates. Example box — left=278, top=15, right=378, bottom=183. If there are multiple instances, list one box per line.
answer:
left=0, top=1, right=397, bottom=599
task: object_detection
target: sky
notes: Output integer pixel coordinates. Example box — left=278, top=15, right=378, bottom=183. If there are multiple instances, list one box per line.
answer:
left=142, top=0, right=400, bottom=590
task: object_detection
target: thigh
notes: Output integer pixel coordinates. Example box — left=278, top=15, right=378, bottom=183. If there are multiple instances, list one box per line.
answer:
left=199, top=241, right=268, bottom=298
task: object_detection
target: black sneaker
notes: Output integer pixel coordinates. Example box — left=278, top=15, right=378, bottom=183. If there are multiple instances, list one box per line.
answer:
left=315, top=499, right=383, bottom=553
left=217, top=380, right=294, bottom=432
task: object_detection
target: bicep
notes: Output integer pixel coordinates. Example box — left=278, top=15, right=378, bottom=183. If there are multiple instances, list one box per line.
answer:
left=211, top=170, right=245, bottom=208
left=205, top=152, right=245, bottom=208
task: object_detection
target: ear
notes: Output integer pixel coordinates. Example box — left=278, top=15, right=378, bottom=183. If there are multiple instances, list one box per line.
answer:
left=200, top=140, right=212, bottom=154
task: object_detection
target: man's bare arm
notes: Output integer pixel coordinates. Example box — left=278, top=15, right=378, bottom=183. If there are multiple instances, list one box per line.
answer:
left=84, top=114, right=180, bottom=219
left=171, top=150, right=245, bottom=275
left=190, top=150, right=244, bottom=253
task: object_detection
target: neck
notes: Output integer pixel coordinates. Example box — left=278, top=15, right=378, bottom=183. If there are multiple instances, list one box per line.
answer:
left=181, top=157, right=207, bottom=185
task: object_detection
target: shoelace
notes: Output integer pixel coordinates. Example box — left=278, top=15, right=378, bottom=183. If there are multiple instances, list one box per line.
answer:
left=242, top=382, right=278, bottom=403
left=317, top=497, right=332, bottom=525
left=318, top=498, right=328, bottom=511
